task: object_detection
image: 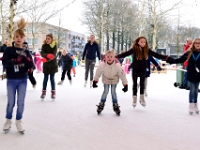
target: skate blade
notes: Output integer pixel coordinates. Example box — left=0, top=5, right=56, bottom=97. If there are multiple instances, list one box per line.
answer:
left=189, top=112, right=193, bottom=115
left=3, top=129, right=10, bottom=133
left=19, top=130, right=25, bottom=134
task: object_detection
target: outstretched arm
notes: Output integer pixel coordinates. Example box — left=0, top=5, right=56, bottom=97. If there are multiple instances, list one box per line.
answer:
left=148, top=49, right=168, bottom=60
left=117, top=49, right=133, bottom=58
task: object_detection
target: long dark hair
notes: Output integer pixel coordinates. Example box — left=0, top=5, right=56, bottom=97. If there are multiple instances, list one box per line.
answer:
left=131, top=36, right=149, bottom=60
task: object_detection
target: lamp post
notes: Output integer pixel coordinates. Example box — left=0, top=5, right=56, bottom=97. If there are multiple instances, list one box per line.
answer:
left=8, top=0, right=18, bottom=45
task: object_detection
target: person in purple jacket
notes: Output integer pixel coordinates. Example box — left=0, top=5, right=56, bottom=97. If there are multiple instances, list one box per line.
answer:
left=82, top=35, right=101, bottom=87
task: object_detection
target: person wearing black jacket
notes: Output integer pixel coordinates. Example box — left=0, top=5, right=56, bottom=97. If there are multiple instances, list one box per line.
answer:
left=0, top=40, right=8, bottom=52
left=57, top=49, right=73, bottom=85
left=167, top=38, right=200, bottom=115
left=82, top=35, right=101, bottom=87
left=117, top=36, right=170, bottom=108
left=2, top=18, right=34, bottom=133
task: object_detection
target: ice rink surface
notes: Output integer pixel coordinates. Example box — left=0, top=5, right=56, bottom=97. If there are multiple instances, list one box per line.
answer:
left=0, top=67, right=200, bottom=150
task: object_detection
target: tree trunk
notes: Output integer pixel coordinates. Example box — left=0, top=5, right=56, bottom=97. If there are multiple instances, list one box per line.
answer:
left=106, top=29, right=109, bottom=51
left=117, top=29, right=120, bottom=54
left=121, top=28, right=124, bottom=51
left=8, top=0, right=15, bottom=45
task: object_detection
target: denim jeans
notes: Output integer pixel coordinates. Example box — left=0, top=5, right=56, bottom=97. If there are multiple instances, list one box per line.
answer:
left=43, top=74, right=55, bottom=90
left=6, top=78, right=27, bottom=120
left=101, top=84, right=118, bottom=103
left=189, top=81, right=199, bottom=103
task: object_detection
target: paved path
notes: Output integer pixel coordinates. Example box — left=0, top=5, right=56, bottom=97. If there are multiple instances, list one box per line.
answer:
left=0, top=67, right=200, bottom=150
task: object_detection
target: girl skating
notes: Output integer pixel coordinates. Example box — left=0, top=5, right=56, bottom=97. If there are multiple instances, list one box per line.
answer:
left=92, top=50, right=128, bottom=115
left=117, top=36, right=170, bottom=107
left=2, top=18, right=34, bottom=133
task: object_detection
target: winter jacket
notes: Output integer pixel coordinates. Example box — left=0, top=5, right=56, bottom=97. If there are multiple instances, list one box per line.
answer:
left=173, top=50, right=200, bottom=82
left=0, top=44, right=7, bottom=52
left=117, top=48, right=168, bottom=72
left=82, top=41, right=101, bottom=60
left=183, top=44, right=191, bottom=68
left=94, top=61, right=128, bottom=85
left=2, top=45, right=34, bottom=79
left=59, top=54, right=73, bottom=70
left=41, top=41, right=58, bottom=74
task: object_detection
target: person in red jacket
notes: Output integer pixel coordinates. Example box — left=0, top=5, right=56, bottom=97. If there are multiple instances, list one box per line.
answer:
left=179, top=38, right=192, bottom=89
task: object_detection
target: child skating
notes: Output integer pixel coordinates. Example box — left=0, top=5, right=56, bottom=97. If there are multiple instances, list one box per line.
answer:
left=167, top=38, right=200, bottom=115
left=2, top=18, right=34, bottom=133
left=92, top=50, right=128, bottom=115
left=117, top=36, right=170, bottom=107
left=40, top=33, right=58, bottom=100
left=57, top=50, right=73, bottom=85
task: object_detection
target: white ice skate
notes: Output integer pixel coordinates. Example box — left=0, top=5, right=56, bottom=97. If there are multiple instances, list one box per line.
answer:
left=132, top=96, right=137, bottom=107
left=69, top=80, right=72, bottom=85
left=144, top=90, right=148, bottom=97
left=3, top=119, right=12, bottom=133
left=189, top=103, right=194, bottom=115
left=16, top=120, right=25, bottom=134
left=57, top=81, right=63, bottom=85
left=194, top=103, right=199, bottom=114
left=140, top=95, right=146, bottom=107
left=84, top=80, right=87, bottom=87
left=90, top=81, right=93, bottom=88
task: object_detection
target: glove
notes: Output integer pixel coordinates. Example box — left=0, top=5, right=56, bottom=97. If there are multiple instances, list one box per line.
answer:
left=122, top=84, right=128, bottom=92
left=41, top=58, right=47, bottom=63
left=46, top=54, right=54, bottom=60
left=157, top=66, right=162, bottom=71
left=92, top=80, right=98, bottom=88
left=166, top=57, right=175, bottom=64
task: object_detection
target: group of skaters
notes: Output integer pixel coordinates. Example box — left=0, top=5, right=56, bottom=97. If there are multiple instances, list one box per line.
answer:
left=1, top=17, right=200, bottom=134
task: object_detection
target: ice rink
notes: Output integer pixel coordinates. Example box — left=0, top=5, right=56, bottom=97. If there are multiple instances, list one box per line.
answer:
left=0, top=67, right=200, bottom=150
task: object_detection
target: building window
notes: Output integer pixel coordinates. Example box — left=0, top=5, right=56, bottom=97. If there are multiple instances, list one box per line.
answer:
left=34, top=38, right=38, bottom=45
left=68, top=44, right=71, bottom=49
left=27, top=38, right=32, bottom=45
left=69, top=34, right=71, bottom=39
left=49, top=29, right=54, bottom=34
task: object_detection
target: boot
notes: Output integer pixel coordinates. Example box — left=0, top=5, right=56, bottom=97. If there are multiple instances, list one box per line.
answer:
left=189, top=103, right=194, bottom=115
left=57, top=81, right=63, bottom=85
left=140, top=94, right=146, bottom=107
left=51, top=90, right=56, bottom=99
left=84, top=80, right=87, bottom=87
left=3, top=119, right=12, bottom=132
left=113, top=103, right=121, bottom=115
left=15, top=120, right=25, bottom=133
left=194, top=103, right=199, bottom=114
left=96, top=102, right=105, bottom=114
left=40, top=90, right=46, bottom=99
left=132, top=96, right=137, bottom=107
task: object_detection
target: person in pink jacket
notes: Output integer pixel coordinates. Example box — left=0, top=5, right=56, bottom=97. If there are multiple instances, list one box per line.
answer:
left=92, top=50, right=128, bottom=116
left=35, top=49, right=42, bottom=73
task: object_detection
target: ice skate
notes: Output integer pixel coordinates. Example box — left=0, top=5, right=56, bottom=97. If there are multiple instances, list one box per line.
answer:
left=84, top=80, right=87, bottom=87
left=96, top=102, right=105, bottom=114
left=3, top=119, right=12, bottom=133
left=57, top=81, right=63, bottom=85
left=144, top=90, right=148, bottom=97
left=69, top=80, right=72, bottom=85
left=51, top=90, right=56, bottom=100
left=90, top=81, right=93, bottom=88
left=40, top=90, right=46, bottom=100
left=132, top=96, right=137, bottom=107
left=33, top=84, right=36, bottom=89
left=15, top=120, right=25, bottom=134
left=113, top=103, right=121, bottom=116
left=140, top=95, right=146, bottom=107
left=194, top=103, right=199, bottom=114
left=189, top=103, right=194, bottom=115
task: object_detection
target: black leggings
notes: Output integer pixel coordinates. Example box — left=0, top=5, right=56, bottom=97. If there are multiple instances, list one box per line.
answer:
left=132, top=69, right=146, bottom=96
left=28, top=71, right=36, bottom=85
left=61, top=69, right=71, bottom=81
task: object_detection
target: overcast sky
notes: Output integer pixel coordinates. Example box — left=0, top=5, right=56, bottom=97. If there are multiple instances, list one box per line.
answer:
left=46, top=0, right=200, bottom=35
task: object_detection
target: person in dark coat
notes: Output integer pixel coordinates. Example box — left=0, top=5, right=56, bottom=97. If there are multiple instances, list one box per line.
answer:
left=40, top=33, right=58, bottom=100
left=167, top=38, right=200, bottom=115
left=82, top=35, right=101, bottom=87
left=57, top=49, right=73, bottom=85
left=0, top=40, right=8, bottom=52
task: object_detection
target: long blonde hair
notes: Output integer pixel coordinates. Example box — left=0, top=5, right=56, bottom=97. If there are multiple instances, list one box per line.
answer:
left=14, top=18, right=27, bottom=37
left=187, top=38, right=200, bottom=60
left=131, top=36, right=149, bottom=60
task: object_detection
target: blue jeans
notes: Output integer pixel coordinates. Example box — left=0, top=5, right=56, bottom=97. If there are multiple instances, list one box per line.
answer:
left=183, top=66, right=188, bottom=87
left=189, top=81, right=199, bottom=103
left=101, top=84, right=118, bottom=103
left=6, top=78, right=27, bottom=120
left=43, top=74, right=55, bottom=90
